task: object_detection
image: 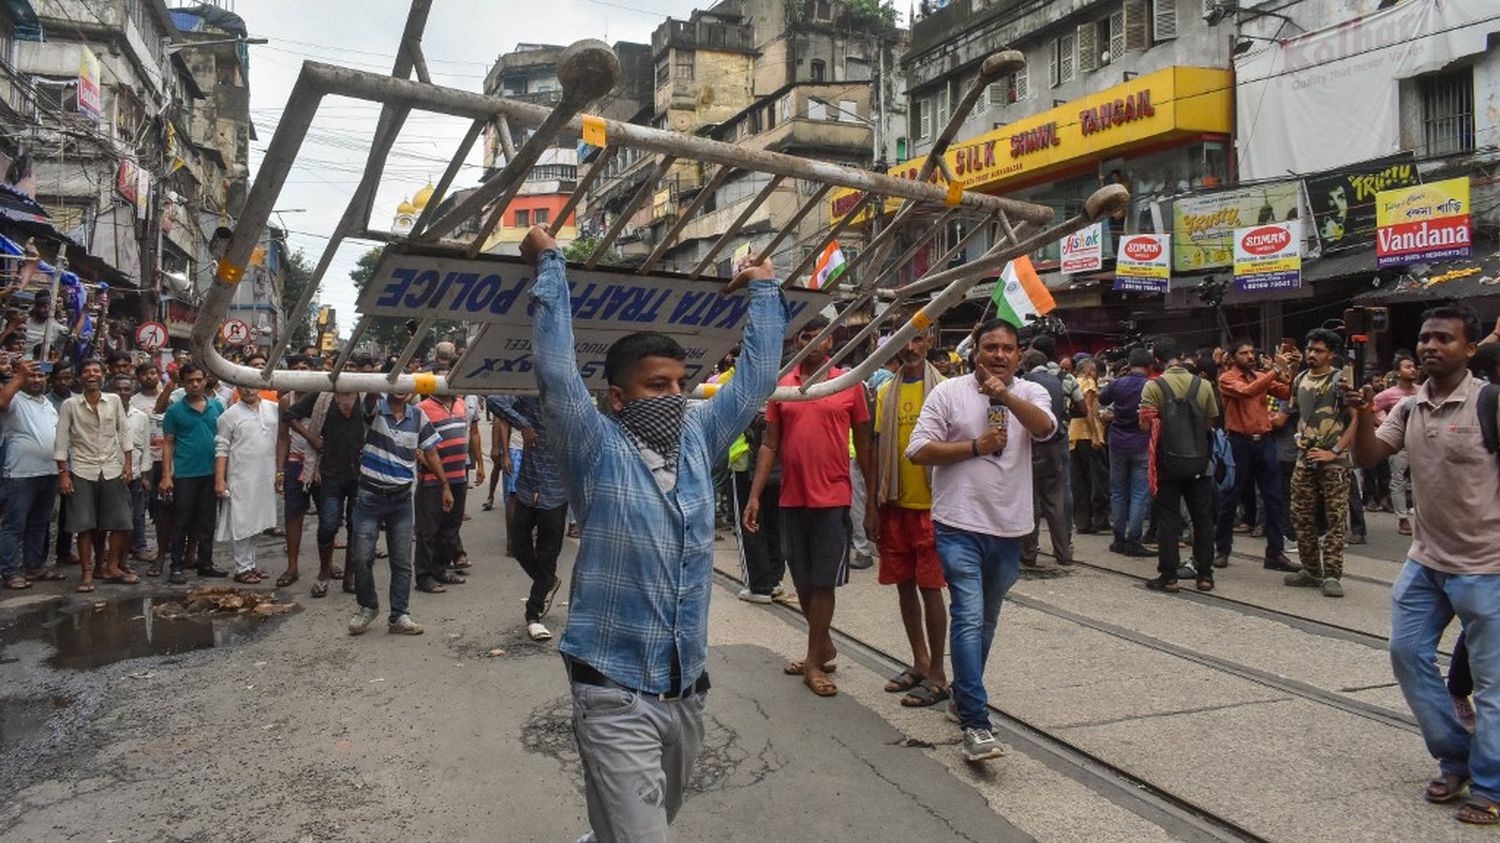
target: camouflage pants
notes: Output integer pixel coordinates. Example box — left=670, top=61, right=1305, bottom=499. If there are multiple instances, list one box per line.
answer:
left=1290, top=462, right=1350, bottom=580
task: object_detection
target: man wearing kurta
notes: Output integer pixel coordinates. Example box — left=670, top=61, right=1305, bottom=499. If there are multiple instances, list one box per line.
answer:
left=215, top=388, right=279, bottom=584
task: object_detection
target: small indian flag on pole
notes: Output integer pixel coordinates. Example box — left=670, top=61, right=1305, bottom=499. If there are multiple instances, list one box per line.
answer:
left=810, top=240, right=847, bottom=290
left=990, top=255, right=1055, bottom=328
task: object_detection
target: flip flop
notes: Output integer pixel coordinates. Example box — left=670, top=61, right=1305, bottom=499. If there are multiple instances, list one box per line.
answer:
left=328, top=567, right=344, bottom=579
left=1427, top=773, right=1471, bottom=804
left=75, top=582, right=95, bottom=593
left=100, top=575, right=141, bottom=585
left=415, top=582, right=447, bottom=594
left=276, top=571, right=299, bottom=588
left=901, top=679, right=952, bottom=708
left=3, top=576, right=32, bottom=590
left=784, top=660, right=837, bottom=676
left=803, top=673, right=837, bottom=697
left=311, top=579, right=330, bottom=599
left=481, top=501, right=494, bottom=512
left=1459, top=799, right=1500, bottom=825
left=27, top=569, right=67, bottom=582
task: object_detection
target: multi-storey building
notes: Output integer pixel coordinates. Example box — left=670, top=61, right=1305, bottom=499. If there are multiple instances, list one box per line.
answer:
left=580, top=0, right=903, bottom=281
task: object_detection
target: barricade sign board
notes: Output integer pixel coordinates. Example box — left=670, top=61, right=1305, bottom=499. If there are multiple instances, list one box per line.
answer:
left=358, top=249, right=827, bottom=392
left=135, top=321, right=167, bottom=352
left=219, top=319, right=252, bottom=346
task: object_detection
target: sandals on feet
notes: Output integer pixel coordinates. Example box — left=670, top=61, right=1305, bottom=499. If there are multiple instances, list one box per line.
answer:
left=276, top=571, right=299, bottom=588
left=901, top=679, right=951, bottom=708
left=28, top=569, right=67, bottom=582
left=3, top=575, right=31, bottom=590
left=415, top=581, right=447, bottom=594
left=311, top=579, right=330, bottom=599
left=75, top=582, right=95, bottom=593
left=233, top=571, right=264, bottom=585
left=450, top=553, right=471, bottom=570
left=1458, top=799, right=1500, bottom=825
left=1427, top=773, right=1472, bottom=804
left=884, top=667, right=923, bottom=693
left=784, top=660, right=837, bottom=676
left=803, top=673, right=838, bottom=697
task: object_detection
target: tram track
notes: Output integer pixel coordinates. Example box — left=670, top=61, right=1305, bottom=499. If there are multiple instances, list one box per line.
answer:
left=711, top=569, right=1271, bottom=843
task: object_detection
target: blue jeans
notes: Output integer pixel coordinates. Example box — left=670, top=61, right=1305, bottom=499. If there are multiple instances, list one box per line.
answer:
left=934, top=523, right=1021, bottom=731
left=0, top=475, right=57, bottom=577
left=1390, top=559, right=1500, bottom=800
left=1216, top=434, right=1285, bottom=556
left=1109, top=450, right=1149, bottom=544
left=349, top=485, right=415, bottom=623
left=317, top=477, right=358, bottom=547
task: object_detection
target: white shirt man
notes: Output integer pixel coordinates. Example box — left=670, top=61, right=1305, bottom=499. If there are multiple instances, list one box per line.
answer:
left=214, top=391, right=279, bottom=581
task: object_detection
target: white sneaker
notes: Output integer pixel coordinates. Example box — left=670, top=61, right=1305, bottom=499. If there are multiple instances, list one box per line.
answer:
left=387, top=614, right=424, bottom=635
left=347, top=606, right=379, bottom=636
left=963, top=727, right=1004, bottom=762
left=527, top=621, right=552, bottom=641
left=737, top=587, right=773, bottom=604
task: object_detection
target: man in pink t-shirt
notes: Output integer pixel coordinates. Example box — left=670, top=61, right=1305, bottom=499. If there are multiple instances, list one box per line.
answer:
left=1372, top=352, right=1419, bottom=535
left=744, top=317, right=876, bottom=699
left=908, top=317, right=1057, bottom=763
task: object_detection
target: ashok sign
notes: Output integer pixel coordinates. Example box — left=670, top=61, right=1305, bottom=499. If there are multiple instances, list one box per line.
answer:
left=830, top=66, right=1232, bottom=222
left=1059, top=222, right=1103, bottom=274
left=1114, top=234, right=1170, bottom=293
left=354, top=248, right=825, bottom=392
left=1233, top=222, right=1302, bottom=293
left=1375, top=177, right=1471, bottom=268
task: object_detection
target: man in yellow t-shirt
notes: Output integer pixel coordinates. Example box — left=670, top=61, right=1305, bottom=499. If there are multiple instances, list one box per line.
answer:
left=873, top=329, right=948, bottom=708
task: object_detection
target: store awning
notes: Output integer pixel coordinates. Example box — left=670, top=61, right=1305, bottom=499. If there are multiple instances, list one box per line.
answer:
left=1354, top=247, right=1500, bottom=305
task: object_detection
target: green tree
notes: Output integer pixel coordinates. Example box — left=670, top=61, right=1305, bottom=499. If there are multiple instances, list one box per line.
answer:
left=563, top=235, right=634, bottom=268
left=347, top=245, right=461, bottom=359
left=280, top=248, right=317, bottom=348
left=846, top=0, right=898, bottom=29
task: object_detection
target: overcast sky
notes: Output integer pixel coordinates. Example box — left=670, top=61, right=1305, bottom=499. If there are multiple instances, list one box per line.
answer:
left=241, top=0, right=700, bottom=336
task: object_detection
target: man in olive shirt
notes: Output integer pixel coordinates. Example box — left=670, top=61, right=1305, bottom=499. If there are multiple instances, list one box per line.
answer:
left=1138, top=339, right=1219, bottom=593
left=1350, top=306, right=1500, bottom=824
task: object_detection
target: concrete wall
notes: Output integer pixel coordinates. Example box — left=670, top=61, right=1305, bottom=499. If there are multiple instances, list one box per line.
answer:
left=656, top=47, right=755, bottom=130
left=904, top=0, right=1230, bottom=158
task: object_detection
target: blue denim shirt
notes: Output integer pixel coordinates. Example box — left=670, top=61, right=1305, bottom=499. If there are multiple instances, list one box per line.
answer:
left=485, top=395, right=568, bottom=510
left=531, top=249, right=787, bottom=693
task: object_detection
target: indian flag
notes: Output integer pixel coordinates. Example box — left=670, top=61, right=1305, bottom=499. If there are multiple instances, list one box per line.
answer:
left=811, top=240, right=847, bottom=290
left=990, top=256, right=1055, bottom=328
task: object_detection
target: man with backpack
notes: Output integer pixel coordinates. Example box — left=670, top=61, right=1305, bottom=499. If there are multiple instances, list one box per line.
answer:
left=1139, top=339, right=1220, bottom=593
left=1285, top=329, right=1355, bottom=598
left=1020, top=349, right=1074, bottom=566
left=1349, top=306, right=1500, bottom=824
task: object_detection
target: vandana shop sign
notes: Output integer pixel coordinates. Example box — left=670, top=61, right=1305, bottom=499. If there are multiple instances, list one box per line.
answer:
left=1375, top=177, right=1471, bottom=268
left=1233, top=221, right=1302, bottom=293
left=353, top=248, right=825, bottom=392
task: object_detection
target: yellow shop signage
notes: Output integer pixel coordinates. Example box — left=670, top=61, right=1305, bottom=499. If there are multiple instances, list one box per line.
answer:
left=831, top=66, right=1231, bottom=221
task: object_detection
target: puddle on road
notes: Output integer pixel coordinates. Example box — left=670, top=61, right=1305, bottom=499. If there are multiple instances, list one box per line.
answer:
left=0, top=594, right=280, bottom=671
left=0, top=694, right=70, bottom=752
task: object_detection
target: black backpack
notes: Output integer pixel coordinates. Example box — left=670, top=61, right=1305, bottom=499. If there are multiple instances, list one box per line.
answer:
left=1158, top=376, right=1211, bottom=481
left=1023, top=368, right=1068, bottom=444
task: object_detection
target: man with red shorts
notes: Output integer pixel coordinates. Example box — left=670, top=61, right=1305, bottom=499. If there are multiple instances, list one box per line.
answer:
left=875, top=329, right=948, bottom=707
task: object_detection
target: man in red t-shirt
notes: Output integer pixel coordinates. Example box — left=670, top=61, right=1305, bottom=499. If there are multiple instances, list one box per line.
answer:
left=744, top=318, right=876, bottom=698
left=414, top=379, right=474, bottom=594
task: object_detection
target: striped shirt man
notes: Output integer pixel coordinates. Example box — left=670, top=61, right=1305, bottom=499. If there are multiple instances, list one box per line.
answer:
left=360, top=398, right=441, bottom=490
left=416, top=396, right=470, bottom=487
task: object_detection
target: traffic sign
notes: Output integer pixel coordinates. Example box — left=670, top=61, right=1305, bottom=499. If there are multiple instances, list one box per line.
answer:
left=134, top=321, right=168, bottom=352
left=219, top=319, right=252, bottom=346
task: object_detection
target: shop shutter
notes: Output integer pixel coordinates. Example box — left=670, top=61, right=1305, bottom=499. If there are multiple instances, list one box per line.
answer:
left=1124, top=0, right=1150, bottom=50
left=1154, top=0, right=1178, bottom=41
left=1077, top=23, right=1098, bottom=73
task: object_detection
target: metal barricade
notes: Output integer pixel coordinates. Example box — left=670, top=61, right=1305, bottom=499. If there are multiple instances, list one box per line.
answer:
left=193, top=0, right=1128, bottom=401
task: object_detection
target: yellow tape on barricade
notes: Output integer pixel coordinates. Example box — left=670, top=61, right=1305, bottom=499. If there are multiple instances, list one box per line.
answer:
left=216, top=259, right=245, bottom=285
left=412, top=372, right=437, bottom=395
left=582, top=115, right=608, bottom=148
left=945, top=178, right=964, bottom=207
left=911, top=309, right=933, bottom=331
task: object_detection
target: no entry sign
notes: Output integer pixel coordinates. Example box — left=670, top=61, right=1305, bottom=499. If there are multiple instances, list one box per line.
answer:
left=134, top=321, right=168, bottom=352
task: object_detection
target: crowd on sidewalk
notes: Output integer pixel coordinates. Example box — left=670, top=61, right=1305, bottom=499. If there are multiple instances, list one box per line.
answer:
left=8, top=235, right=1500, bottom=836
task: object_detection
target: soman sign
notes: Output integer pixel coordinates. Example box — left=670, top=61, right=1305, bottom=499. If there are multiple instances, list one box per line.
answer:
left=1375, top=177, right=1471, bottom=268
left=1233, top=222, right=1302, bottom=293
left=1114, top=234, right=1170, bottom=293
left=354, top=249, right=826, bottom=392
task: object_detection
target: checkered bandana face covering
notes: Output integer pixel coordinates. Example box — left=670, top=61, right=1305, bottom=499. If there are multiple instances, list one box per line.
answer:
left=615, top=393, right=686, bottom=465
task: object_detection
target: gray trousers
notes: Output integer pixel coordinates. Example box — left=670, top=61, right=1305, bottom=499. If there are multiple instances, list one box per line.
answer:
left=572, top=678, right=707, bottom=842
left=1389, top=449, right=1412, bottom=517
left=1022, top=439, right=1074, bottom=564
